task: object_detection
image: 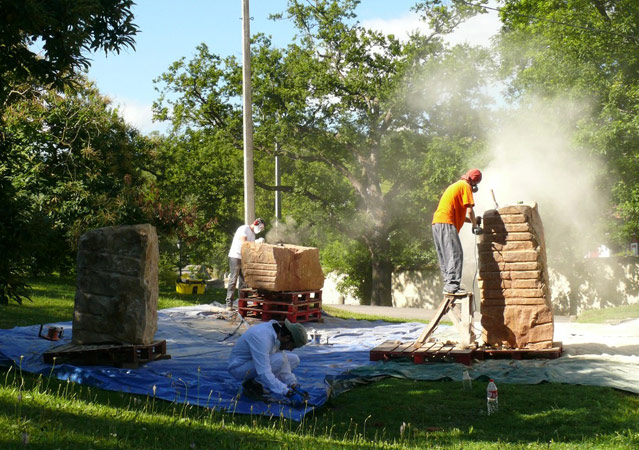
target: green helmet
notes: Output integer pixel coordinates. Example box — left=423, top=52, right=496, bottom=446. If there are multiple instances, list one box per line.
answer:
left=284, top=319, right=308, bottom=348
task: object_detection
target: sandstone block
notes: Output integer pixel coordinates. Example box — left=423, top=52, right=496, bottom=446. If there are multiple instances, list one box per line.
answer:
left=478, top=232, right=535, bottom=244
left=242, top=242, right=324, bottom=291
left=478, top=279, right=512, bottom=290
left=478, top=203, right=554, bottom=349
left=477, top=241, right=535, bottom=252
left=482, top=297, right=550, bottom=306
left=483, top=288, right=545, bottom=299
left=72, top=224, right=159, bottom=345
left=481, top=304, right=554, bottom=348
left=479, top=261, right=542, bottom=273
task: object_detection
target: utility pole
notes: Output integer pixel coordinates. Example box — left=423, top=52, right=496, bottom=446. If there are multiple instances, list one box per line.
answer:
left=275, top=142, right=281, bottom=220
left=242, top=0, right=255, bottom=224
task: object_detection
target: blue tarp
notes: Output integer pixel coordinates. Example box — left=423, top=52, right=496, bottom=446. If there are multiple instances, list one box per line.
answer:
left=0, top=306, right=424, bottom=420
left=1, top=306, right=637, bottom=421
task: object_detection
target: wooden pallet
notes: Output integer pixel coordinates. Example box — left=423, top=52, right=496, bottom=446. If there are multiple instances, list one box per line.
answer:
left=238, top=297, right=321, bottom=313
left=370, top=340, right=562, bottom=365
left=43, top=340, right=171, bottom=369
left=370, top=340, right=475, bottom=365
left=239, top=307, right=322, bottom=323
left=474, top=342, right=563, bottom=360
left=238, top=288, right=322, bottom=323
left=239, top=288, right=322, bottom=304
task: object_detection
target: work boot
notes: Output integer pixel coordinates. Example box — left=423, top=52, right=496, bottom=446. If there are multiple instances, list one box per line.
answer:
left=242, top=379, right=265, bottom=400
left=443, top=287, right=467, bottom=296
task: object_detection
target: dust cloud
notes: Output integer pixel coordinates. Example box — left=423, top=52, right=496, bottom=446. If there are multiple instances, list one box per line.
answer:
left=265, top=216, right=311, bottom=246
left=460, top=96, right=611, bottom=304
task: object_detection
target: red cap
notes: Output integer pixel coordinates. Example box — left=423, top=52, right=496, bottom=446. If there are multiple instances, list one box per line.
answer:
left=461, top=169, right=482, bottom=185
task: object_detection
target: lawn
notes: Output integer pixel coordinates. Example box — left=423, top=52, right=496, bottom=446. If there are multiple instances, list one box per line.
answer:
left=1, top=276, right=638, bottom=449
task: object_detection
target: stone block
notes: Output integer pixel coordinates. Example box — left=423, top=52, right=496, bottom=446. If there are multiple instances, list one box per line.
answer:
left=478, top=203, right=554, bottom=349
left=481, top=304, right=554, bottom=348
left=72, top=224, right=159, bottom=345
left=477, top=241, right=535, bottom=252
left=242, top=242, right=325, bottom=291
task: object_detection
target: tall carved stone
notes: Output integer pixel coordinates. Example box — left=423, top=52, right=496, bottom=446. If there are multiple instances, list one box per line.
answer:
left=241, top=242, right=324, bottom=291
left=73, top=224, right=159, bottom=345
left=478, top=203, right=555, bottom=349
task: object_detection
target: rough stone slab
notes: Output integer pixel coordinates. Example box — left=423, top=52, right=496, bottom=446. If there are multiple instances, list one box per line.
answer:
left=478, top=241, right=535, bottom=252
left=480, top=250, right=540, bottom=264
left=481, top=304, right=554, bottom=348
left=483, top=288, right=545, bottom=299
left=242, top=242, right=325, bottom=291
left=512, top=279, right=545, bottom=289
left=73, top=224, right=159, bottom=345
left=483, top=223, right=532, bottom=234
left=478, top=279, right=512, bottom=290
left=498, top=214, right=528, bottom=224
left=479, top=279, right=544, bottom=290
left=482, top=297, right=550, bottom=306
left=479, top=261, right=543, bottom=272
left=478, top=232, right=534, bottom=244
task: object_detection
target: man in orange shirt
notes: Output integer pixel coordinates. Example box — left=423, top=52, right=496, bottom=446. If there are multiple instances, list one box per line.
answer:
left=432, top=169, right=483, bottom=295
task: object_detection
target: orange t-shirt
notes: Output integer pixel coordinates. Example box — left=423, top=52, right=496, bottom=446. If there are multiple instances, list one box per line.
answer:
left=432, top=180, right=474, bottom=232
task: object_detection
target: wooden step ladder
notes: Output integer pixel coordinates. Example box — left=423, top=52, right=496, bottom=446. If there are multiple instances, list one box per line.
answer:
left=415, top=292, right=475, bottom=348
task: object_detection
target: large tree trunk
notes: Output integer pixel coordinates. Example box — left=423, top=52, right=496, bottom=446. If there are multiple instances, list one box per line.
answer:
left=368, top=236, right=393, bottom=306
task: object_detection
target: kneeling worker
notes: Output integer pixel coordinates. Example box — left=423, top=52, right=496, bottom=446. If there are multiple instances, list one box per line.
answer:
left=228, top=319, right=310, bottom=407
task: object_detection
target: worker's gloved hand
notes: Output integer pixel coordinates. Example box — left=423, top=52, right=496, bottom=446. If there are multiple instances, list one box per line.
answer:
left=472, top=225, right=483, bottom=235
left=255, top=238, right=265, bottom=244
left=291, top=384, right=309, bottom=399
left=287, top=390, right=306, bottom=407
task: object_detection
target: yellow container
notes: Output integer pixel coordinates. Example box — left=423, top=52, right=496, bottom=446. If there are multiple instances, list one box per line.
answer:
left=175, top=279, right=206, bottom=295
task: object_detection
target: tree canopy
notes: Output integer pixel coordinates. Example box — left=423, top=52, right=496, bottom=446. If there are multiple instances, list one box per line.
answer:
left=154, top=0, right=492, bottom=305
left=0, top=0, right=138, bottom=305
left=497, top=0, right=639, bottom=243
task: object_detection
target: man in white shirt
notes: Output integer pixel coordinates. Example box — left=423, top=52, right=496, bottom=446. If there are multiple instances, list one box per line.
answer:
left=228, top=319, right=309, bottom=406
left=225, top=218, right=265, bottom=311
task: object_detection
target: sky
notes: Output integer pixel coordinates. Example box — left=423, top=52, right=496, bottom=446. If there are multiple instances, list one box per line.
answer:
left=86, top=0, right=501, bottom=134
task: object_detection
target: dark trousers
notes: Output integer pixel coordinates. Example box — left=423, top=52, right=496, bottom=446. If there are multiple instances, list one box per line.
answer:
left=432, top=223, right=463, bottom=292
left=225, top=257, right=245, bottom=306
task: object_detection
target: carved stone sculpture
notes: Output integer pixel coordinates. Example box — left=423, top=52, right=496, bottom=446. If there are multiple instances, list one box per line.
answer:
left=478, top=203, right=555, bottom=349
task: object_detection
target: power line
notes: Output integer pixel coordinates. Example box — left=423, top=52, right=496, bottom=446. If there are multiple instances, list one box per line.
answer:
left=457, top=0, right=639, bottom=43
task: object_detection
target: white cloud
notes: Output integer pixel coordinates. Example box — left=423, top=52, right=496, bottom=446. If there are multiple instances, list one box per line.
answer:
left=362, top=1, right=500, bottom=48
left=109, top=96, right=168, bottom=135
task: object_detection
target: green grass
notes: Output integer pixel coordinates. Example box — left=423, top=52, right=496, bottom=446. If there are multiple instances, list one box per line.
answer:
left=323, top=306, right=431, bottom=324
left=577, top=304, right=639, bottom=324
left=0, top=275, right=226, bottom=329
left=1, top=275, right=639, bottom=448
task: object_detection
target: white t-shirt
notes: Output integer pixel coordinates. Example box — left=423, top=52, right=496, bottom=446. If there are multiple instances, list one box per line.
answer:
left=228, top=224, right=255, bottom=259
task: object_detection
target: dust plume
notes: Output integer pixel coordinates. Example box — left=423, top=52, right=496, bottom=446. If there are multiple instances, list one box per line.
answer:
left=265, top=216, right=312, bottom=246
left=460, top=96, right=612, bottom=310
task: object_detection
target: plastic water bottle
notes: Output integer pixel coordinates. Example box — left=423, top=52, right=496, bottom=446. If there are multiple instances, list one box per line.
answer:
left=462, top=369, right=472, bottom=390
left=486, top=379, right=498, bottom=415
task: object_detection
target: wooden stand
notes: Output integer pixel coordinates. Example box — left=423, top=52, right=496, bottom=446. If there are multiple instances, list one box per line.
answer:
left=416, top=292, right=475, bottom=348
left=238, top=289, right=322, bottom=323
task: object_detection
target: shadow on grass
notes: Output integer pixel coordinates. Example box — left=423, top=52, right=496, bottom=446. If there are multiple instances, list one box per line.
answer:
left=0, top=369, right=367, bottom=450
left=307, top=378, right=639, bottom=446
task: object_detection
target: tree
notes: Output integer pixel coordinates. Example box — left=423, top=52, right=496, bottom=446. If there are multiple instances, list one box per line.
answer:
left=2, top=80, right=154, bottom=274
left=497, top=0, right=639, bottom=243
left=0, top=0, right=138, bottom=304
left=155, top=1, right=491, bottom=305
left=0, top=0, right=137, bottom=105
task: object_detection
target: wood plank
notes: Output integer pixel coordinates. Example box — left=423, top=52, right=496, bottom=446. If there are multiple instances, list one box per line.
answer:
left=416, top=297, right=452, bottom=344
